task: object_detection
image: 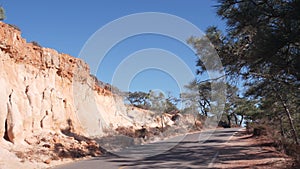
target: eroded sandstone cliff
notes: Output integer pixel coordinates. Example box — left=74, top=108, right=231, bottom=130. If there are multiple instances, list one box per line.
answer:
left=0, top=21, right=142, bottom=145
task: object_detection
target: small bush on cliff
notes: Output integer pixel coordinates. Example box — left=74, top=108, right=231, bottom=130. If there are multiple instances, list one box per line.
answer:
left=8, top=24, right=21, bottom=31
left=0, top=6, right=5, bottom=20
left=31, top=41, right=42, bottom=48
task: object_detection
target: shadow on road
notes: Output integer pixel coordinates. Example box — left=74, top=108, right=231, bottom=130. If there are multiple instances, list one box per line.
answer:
left=92, top=129, right=285, bottom=169
left=53, top=128, right=288, bottom=169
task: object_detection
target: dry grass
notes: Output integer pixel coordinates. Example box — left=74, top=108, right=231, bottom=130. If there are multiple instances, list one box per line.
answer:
left=14, top=132, right=103, bottom=165
left=210, top=130, right=295, bottom=169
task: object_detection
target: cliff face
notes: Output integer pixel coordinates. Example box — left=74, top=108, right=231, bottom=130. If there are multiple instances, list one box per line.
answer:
left=0, top=22, right=139, bottom=145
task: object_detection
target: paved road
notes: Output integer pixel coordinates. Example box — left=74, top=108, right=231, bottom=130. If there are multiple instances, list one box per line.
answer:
left=52, top=128, right=241, bottom=169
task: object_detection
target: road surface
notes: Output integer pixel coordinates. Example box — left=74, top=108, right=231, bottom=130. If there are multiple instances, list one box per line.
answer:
left=52, top=128, right=241, bottom=169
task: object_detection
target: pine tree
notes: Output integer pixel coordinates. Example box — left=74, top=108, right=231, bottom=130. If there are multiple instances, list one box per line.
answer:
left=188, top=0, right=300, bottom=145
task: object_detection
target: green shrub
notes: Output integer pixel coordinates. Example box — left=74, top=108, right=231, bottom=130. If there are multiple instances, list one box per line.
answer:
left=0, top=6, right=5, bottom=21
left=8, top=24, right=21, bottom=31
left=31, top=41, right=42, bottom=48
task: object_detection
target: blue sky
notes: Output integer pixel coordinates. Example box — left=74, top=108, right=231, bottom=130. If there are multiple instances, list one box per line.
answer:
left=2, top=0, right=226, bottom=98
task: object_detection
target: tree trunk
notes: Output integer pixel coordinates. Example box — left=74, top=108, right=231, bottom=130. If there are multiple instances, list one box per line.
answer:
left=199, top=101, right=208, bottom=116
left=161, top=114, right=164, bottom=132
left=239, top=115, right=244, bottom=126
left=233, top=114, right=238, bottom=126
left=277, top=92, right=299, bottom=145
left=279, top=116, right=284, bottom=137
left=227, top=115, right=231, bottom=127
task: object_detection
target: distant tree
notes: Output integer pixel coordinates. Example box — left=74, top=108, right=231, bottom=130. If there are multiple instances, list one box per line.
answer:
left=148, top=91, right=179, bottom=132
left=164, top=92, right=179, bottom=113
left=222, top=84, right=239, bottom=127
left=0, top=6, right=5, bottom=20
left=125, top=91, right=150, bottom=109
left=125, top=90, right=179, bottom=113
left=234, top=98, right=260, bottom=126
left=181, top=80, right=211, bottom=117
left=148, top=91, right=166, bottom=131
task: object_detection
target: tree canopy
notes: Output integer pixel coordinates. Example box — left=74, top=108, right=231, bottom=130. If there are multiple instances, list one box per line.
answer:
left=125, top=90, right=179, bottom=114
left=188, top=0, right=300, bottom=145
